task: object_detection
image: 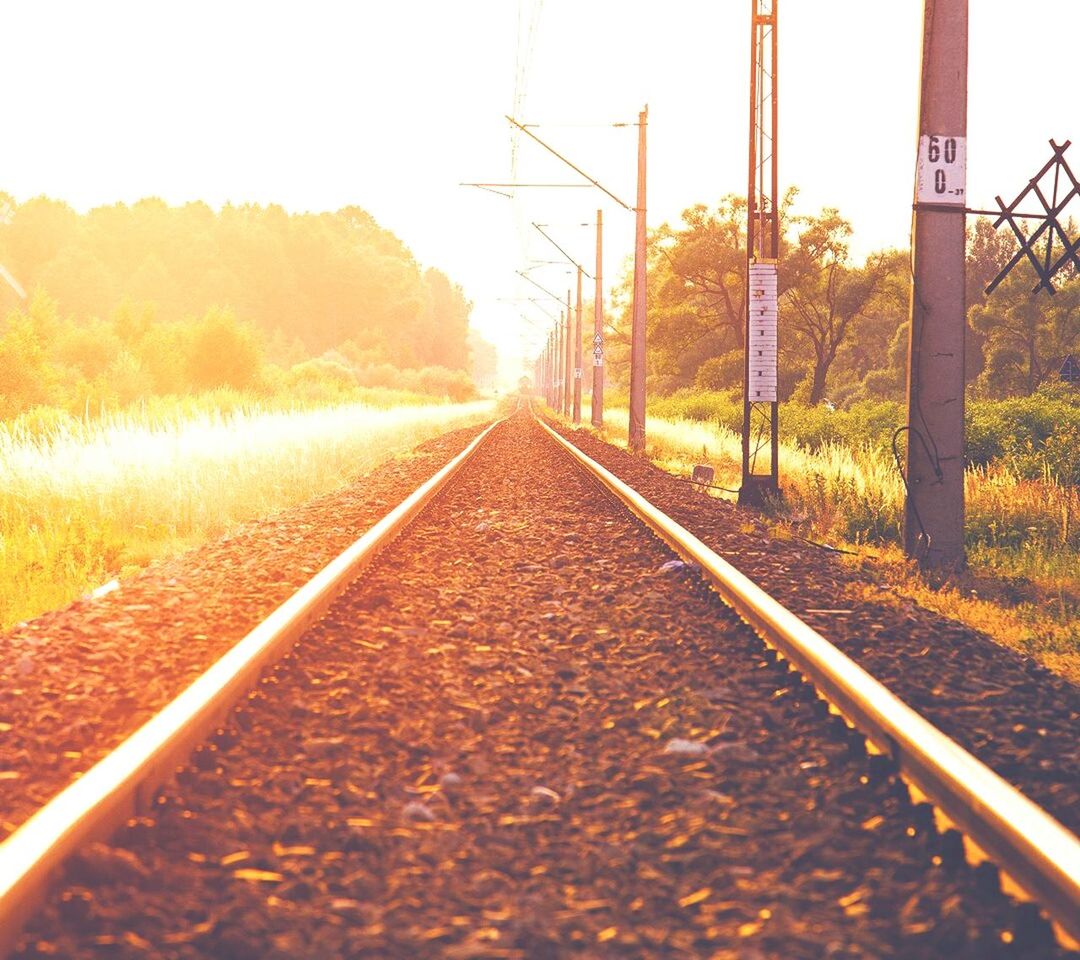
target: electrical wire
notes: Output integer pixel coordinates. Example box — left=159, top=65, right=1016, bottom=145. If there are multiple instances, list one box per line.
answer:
left=892, top=425, right=931, bottom=558
left=675, top=475, right=741, bottom=496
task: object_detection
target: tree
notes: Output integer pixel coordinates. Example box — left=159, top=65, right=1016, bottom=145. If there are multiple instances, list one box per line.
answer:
left=416, top=268, right=471, bottom=371
left=970, top=266, right=1080, bottom=396
left=829, top=249, right=909, bottom=401
left=185, top=308, right=263, bottom=391
left=0, top=195, right=476, bottom=386
left=781, top=210, right=890, bottom=404
left=0, top=293, right=62, bottom=417
left=966, top=216, right=1017, bottom=309
left=653, top=198, right=749, bottom=356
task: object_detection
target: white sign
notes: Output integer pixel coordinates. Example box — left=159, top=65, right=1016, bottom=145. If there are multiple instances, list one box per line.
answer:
left=916, top=134, right=966, bottom=205
left=748, top=260, right=778, bottom=403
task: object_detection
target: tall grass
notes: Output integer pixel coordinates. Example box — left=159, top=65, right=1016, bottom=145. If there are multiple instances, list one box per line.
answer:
left=602, top=406, right=1078, bottom=560
left=0, top=397, right=495, bottom=628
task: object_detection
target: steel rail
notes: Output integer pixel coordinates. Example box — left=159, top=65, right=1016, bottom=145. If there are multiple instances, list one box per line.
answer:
left=537, top=416, right=1080, bottom=948
left=0, top=418, right=503, bottom=958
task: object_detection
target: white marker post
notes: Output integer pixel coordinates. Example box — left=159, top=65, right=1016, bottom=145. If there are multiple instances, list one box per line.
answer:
left=748, top=261, right=778, bottom=403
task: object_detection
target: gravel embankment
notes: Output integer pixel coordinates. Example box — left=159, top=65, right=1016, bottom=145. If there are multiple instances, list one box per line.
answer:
left=18, top=413, right=1068, bottom=959
left=550, top=419, right=1080, bottom=838
left=0, top=423, right=489, bottom=839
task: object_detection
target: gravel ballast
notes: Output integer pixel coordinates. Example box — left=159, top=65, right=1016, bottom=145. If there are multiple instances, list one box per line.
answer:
left=551, top=419, right=1080, bottom=838
left=0, top=423, right=489, bottom=839
left=15, top=412, right=1071, bottom=959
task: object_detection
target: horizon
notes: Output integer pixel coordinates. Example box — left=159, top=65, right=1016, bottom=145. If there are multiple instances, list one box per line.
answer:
left=1, top=1, right=1077, bottom=383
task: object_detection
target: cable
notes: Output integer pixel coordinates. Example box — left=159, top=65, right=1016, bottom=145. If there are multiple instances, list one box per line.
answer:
left=674, top=475, right=741, bottom=496
left=892, top=425, right=932, bottom=559
left=792, top=535, right=861, bottom=557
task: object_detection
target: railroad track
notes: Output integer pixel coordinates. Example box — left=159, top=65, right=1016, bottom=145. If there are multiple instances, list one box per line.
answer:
left=1, top=406, right=1078, bottom=958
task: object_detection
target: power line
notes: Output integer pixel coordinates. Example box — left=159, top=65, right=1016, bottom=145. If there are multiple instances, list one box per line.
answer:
left=532, top=222, right=592, bottom=278
left=506, top=115, right=633, bottom=211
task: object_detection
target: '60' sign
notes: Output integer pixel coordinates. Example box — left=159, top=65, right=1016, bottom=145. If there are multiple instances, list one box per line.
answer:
left=917, top=134, right=966, bottom=205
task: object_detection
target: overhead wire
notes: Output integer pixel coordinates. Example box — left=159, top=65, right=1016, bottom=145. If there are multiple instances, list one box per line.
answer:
left=510, top=0, right=547, bottom=365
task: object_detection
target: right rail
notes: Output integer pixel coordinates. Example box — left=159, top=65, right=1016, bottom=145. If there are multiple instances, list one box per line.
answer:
left=539, top=415, right=1080, bottom=948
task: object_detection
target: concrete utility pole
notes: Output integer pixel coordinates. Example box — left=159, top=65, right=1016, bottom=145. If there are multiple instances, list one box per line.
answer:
left=546, top=335, right=551, bottom=405
left=592, top=208, right=604, bottom=428
left=628, top=105, right=648, bottom=454
left=573, top=265, right=583, bottom=424
left=905, top=0, right=968, bottom=570
left=550, top=329, right=557, bottom=408
left=543, top=334, right=551, bottom=406
left=556, top=312, right=564, bottom=413
left=550, top=331, right=556, bottom=407
left=564, top=291, right=573, bottom=417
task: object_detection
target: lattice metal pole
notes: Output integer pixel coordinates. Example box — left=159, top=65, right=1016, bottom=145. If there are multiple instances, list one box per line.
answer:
left=904, top=0, right=968, bottom=570
left=739, top=0, right=780, bottom=507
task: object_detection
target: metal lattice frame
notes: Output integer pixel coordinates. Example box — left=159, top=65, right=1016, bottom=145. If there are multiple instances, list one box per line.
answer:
left=740, top=0, right=780, bottom=503
left=987, top=140, right=1080, bottom=296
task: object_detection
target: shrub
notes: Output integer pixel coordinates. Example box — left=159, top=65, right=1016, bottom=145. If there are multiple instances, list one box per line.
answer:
left=185, top=308, right=263, bottom=391
left=282, top=358, right=361, bottom=406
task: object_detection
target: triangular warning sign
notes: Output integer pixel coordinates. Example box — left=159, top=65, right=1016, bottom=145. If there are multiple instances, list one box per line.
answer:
left=1060, top=355, right=1080, bottom=383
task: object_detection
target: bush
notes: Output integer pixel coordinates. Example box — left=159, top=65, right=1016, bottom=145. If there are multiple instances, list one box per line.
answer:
left=185, top=308, right=262, bottom=391
left=648, top=390, right=903, bottom=453
left=285, top=357, right=360, bottom=405
left=414, top=366, right=476, bottom=402
left=649, top=389, right=741, bottom=429
left=693, top=355, right=741, bottom=392
left=965, top=384, right=1080, bottom=474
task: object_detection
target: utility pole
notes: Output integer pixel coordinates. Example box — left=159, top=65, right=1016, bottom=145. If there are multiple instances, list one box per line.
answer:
left=905, top=0, right=968, bottom=570
left=592, top=209, right=604, bottom=428
left=550, top=330, right=556, bottom=408
left=542, top=333, right=548, bottom=405
left=556, top=313, right=564, bottom=413
left=564, top=289, right=573, bottom=416
left=573, top=266, right=583, bottom=424
left=628, top=106, right=648, bottom=454
left=739, top=0, right=780, bottom=507
left=549, top=329, right=556, bottom=408
left=503, top=115, right=636, bottom=440
left=545, top=333, right=550, bottom=406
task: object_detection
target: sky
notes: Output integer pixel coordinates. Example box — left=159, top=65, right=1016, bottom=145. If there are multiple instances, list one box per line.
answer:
left=0, top=0, right=1076, bottom=384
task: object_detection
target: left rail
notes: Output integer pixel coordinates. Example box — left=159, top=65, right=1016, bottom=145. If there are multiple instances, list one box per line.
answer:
left=0, top=418, right=502, bottom=958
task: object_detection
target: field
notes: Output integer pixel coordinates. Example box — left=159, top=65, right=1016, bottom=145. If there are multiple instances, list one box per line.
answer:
left=0, top=394, right=495, bottom=629
left=592, top=397, right=1080, bottom=683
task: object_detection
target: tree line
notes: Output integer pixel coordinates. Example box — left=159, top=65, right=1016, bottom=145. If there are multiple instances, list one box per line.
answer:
left=601, top=190, right=1079, bottom=405
left=0, top=195, right=492, bottom=419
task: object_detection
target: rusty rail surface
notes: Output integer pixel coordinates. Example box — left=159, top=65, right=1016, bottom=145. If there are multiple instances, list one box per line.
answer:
left=538, top=415, right=1080, bottom=949
left=0, top=418, right=503, bottom=958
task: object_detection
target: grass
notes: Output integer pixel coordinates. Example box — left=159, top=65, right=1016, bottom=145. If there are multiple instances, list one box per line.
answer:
left=588, top=405, right=1080, bottom=684
left=0, top=396, right=496, bottom=629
